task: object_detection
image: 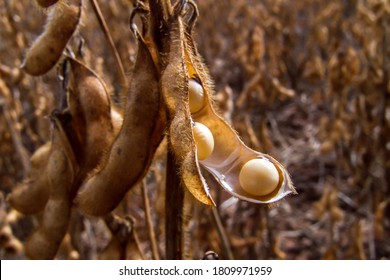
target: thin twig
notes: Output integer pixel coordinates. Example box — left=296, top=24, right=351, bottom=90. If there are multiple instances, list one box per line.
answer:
left=210, top=207, right=234, bottom=260
left=380, top=12, right=389, bottom=195
left=244, top=114, right=261, bottom=150
left=90, top=0, right=127, bottom=100
left=3, top=0, right=27, bottom=52
left=141, top=181, right=160, bottom=260
left=132, top=225, right=146, bottom=260
left=0, top=63, right=13, bottom=77
left=0, top=99, right=31, bottom=174
left=263, top=207, right=275, bottom=259
left=236, top=72, right=262, bottom=109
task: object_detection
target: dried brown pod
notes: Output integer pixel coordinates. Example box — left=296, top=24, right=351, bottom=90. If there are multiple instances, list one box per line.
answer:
left=21, top=0, right=82, bottom=76
left=75, top=34, right=166, bottom=216
left=8, top=62, right=118, bottom=213
left=160, top=15, right=214, bottom=206
left=26, top=114, right=77, bottom=259
left=57, top=233, right=79, bottom=260
left=35, top=0, right=59, bottom=8
left=67, top=57, right=118, bottom=195
left=30, top=142, right=52, bottom=171
left=7, top=142, right=51, bottom=215
left=111, top=109, right=124, bottom=136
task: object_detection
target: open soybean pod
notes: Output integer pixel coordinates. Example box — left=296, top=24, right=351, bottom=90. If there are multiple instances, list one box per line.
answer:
left=182, top=5, right=296, bottom=204
left=7, top=142, right=52, bottom=215
left=26, top=113, right=77, bottom=259
left=22, top=0, right=82, bottom=76
left=75, top=32, right=166, bottom=216
left=160, top=9, right=214, bottom=206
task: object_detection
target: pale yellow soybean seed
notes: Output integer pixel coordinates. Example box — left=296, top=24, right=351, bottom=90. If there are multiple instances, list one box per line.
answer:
left=239, top=158, right=279, bottom=196
left=193, top=122, right=214, bottom=160
left=189, top=79, right=205, bottom=114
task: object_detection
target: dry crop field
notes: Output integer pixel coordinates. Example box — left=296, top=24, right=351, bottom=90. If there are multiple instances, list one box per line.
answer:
left=0, top=0, right=389, bottom=260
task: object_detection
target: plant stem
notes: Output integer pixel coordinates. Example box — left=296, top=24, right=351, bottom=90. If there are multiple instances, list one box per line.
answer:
left=165, top=147, right=184, bottom=260
left=132, top=226, right=146, bottom=260
left=90, top=0, right=127, bottom=100
left=141, top=181, right=160, bottom=260
left=381, top=15, right=389, bottom=195
left=210, top=207, right=234, bottom=260
left=0, top=99, right=31, bottom=174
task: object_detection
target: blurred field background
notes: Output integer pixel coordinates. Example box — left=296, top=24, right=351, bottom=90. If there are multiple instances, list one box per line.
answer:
left=0, top=0, right=389, bottom=259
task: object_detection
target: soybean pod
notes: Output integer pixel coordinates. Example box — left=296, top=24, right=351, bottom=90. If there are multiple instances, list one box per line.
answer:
left=26, top=114, right=77, bottom=259
left=160, top=13, right=214, bottom=206
left=22, top=0, right=82, bottom=76
left=75, top=33, right=165, bottom=216
left=67, top=57, right=118, bottom=196
left=7, top=142, right=51, bottom=215
left=182, top=7, right=296, bottom=204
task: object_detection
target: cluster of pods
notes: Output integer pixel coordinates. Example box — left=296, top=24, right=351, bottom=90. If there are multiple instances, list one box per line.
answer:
left=7, top=0, right=295, bottom=259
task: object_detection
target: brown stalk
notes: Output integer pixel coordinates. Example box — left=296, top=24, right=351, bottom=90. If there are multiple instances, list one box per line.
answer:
left=141, top=181, right=160, bottom=260
left=380, top=14, right=389, bottom=195
left=132, top=225, right=146, bottom=260
left=0, top=99, right=31, bottom=174
left=90, top=0, right=127, bottom=99
left=165, top=146, right=184, bottom=260
left=3, top=0, right=27, bottom=52
left=147, top=0, right=186, bottom=260
left=210, top=207, right=234, bottom=260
